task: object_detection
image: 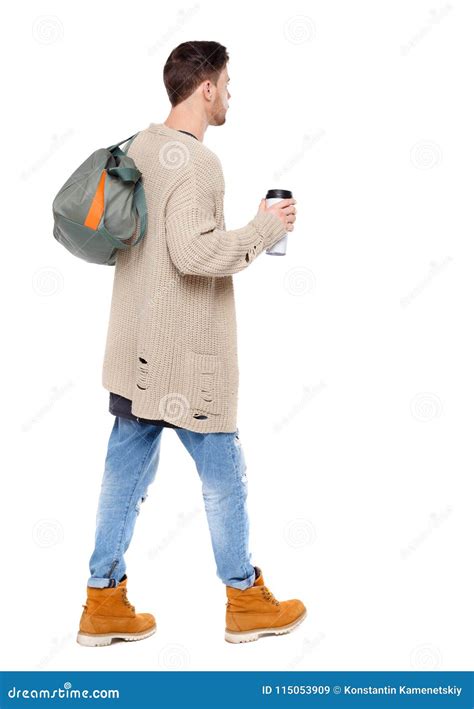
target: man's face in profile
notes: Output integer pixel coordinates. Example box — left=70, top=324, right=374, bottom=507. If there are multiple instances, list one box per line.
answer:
left=208, top=65, right=231, bottom=126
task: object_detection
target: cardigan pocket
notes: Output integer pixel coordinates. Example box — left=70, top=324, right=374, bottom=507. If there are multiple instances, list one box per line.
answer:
left=184, top=351, right=222, bottom=417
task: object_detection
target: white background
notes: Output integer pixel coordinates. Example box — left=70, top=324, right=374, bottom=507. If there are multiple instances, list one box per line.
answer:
left=1, top=0, right=472, bottom=672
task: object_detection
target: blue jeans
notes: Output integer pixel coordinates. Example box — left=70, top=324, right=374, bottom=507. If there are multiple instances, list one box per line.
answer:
left=87, top=417, right=256, bottom=590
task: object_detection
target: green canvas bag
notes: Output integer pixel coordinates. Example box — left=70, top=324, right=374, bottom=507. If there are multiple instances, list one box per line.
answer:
left=52, top=132, right=148, bottom=266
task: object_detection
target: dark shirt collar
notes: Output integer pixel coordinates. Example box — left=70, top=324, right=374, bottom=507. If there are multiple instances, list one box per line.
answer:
left=178, top=129, right=198, bottom=141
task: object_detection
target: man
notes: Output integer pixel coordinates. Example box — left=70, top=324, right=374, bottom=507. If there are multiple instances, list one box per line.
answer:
left=77, top=41, right=305, bottom=647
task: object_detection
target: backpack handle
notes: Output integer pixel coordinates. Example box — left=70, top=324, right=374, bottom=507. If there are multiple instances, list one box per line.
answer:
left=106, top=133, right=138, bottom=153
left=130, top=181, right=147, bottom=247
left=106, top=166, right=141, bottom=183
left=102, top=131, right=148, bottom=249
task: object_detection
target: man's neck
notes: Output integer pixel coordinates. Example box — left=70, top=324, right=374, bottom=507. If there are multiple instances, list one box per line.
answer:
left=164, top=108, right=207, bottom=142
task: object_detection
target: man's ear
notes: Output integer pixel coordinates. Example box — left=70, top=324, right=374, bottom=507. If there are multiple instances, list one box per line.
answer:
left=202, top=79, right=213, bottom=101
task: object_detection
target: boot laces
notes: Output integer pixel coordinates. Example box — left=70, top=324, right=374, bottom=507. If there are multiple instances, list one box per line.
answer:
left=225, top=584, right=280, bottom=608
left=82, top=589, right=134, bottom=613
left=121, top=589, right=135, bottom=612
left=261, top=585, right=280, bottom=606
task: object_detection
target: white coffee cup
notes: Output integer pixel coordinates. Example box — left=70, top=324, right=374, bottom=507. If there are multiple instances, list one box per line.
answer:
left=265, top=188, right=293, bottom=255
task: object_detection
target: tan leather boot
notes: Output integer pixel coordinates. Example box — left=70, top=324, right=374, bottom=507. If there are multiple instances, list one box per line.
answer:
left=225, top=566, right=307, bottom=643
left=77, top=577, right=156, bottom=647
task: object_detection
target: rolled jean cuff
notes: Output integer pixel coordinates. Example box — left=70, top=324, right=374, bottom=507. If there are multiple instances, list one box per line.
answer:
left=226, top=567, right=256, bottom=590
left=87, top=576, right=117, bottom=589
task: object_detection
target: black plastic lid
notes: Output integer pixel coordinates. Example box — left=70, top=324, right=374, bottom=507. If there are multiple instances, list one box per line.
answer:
left=266, top=189, right=292, bottom=199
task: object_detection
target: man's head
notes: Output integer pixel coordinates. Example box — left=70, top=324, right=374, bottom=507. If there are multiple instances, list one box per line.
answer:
left=163, top=41, right=230, bottom=126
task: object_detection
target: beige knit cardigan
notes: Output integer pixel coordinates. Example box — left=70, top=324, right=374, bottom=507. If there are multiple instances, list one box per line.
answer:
left=101, top=122, right=287, bottom=433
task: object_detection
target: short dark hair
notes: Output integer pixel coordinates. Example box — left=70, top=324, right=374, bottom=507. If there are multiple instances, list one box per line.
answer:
left=163, top=41, right=229, bottom=107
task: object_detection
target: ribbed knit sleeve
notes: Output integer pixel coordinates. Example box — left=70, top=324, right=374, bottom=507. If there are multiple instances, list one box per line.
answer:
left=165, top=153, right=288, bottom=277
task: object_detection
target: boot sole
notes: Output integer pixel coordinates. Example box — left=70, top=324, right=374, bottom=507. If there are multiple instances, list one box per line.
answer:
left=76, top=625, right=156, bottom=647
left=224, top=609, right=307, bottom=644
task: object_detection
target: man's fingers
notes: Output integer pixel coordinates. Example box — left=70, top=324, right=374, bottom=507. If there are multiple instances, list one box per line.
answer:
left=260, top=197, right=297, bottom=227
left=276, top=198, right=296, bottom=208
